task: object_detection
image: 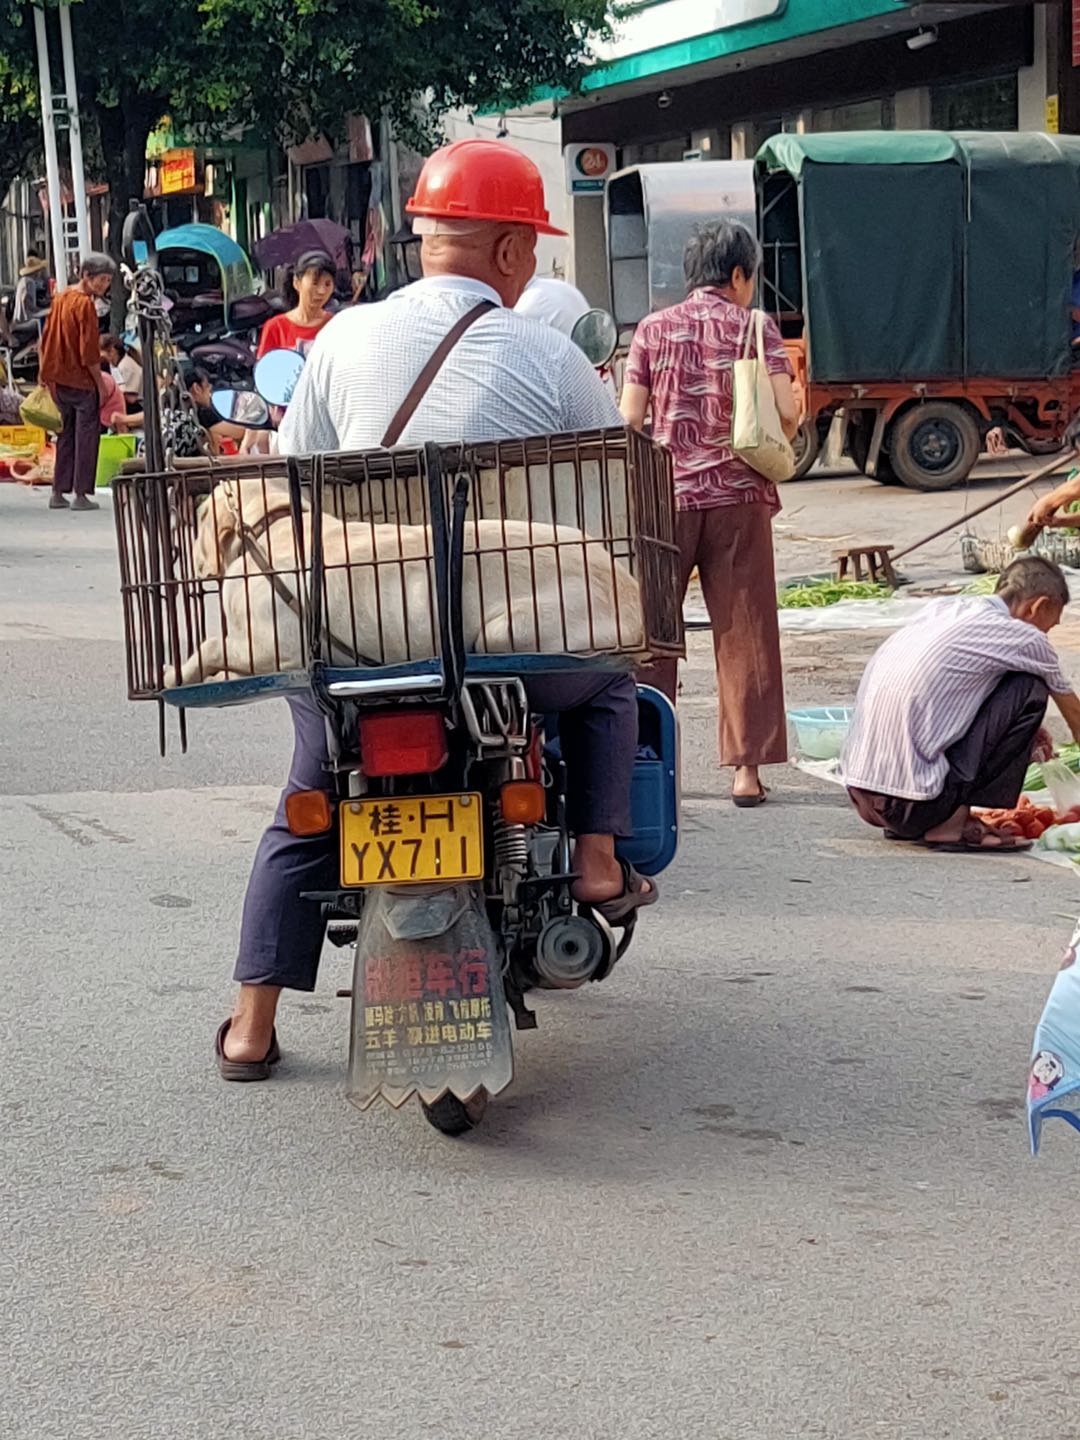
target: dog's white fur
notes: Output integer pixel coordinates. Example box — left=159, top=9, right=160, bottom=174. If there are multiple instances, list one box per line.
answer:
left=166, top=476, right=643, bottom=686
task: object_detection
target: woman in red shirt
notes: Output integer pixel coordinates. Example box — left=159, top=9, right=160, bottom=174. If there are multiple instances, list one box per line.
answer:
left=257, top=248, right=336, bottom=359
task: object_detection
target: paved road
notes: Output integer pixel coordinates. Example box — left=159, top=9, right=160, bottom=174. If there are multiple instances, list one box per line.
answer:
left=3, top=480, right=1079, bottom=1440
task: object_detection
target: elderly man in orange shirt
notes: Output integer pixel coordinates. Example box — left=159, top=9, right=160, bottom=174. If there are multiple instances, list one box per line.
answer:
left=39, top=252, right=116, bottom=511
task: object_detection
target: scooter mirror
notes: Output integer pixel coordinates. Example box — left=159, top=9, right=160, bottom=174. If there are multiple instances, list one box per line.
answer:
left=570, top=308, right=618, bottom=369
left=211, top=388, right=271, bottom=428
left=253, top=347, right=305, bottom=407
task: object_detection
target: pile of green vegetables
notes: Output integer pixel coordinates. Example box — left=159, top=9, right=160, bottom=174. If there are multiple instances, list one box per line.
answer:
left=1054, top=497, right=1080, bottom=537
left=777, top=579, right=893, bottom=609
left=1025, top=743, right=1080, bottom=793
left=964, top=574, right=1000, bottom=595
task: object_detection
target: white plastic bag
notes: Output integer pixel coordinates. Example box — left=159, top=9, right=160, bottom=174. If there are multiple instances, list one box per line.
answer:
left=1041, top=758, right=1080, bottom=817
left=731, top=309, right=796, bottom=484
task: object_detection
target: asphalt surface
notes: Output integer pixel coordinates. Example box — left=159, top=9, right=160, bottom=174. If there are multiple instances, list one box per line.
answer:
left=4, top=477, right=1080, bottom=1440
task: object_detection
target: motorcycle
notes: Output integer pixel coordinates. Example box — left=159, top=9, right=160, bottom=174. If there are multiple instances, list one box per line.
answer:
left=114, top=436, right=681, bottom=1135
left=298, top=632, right=678, bottom=1136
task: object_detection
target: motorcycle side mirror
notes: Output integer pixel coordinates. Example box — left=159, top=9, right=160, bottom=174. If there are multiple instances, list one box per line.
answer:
left=211, top=388, right=271, bottom=428
left=570, top=308, right=618, bottom=369
left=254, top=347, right=305, bottom=407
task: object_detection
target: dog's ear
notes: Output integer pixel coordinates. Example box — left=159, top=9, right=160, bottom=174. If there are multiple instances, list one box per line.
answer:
left=192, top=482, right=242, bottom=576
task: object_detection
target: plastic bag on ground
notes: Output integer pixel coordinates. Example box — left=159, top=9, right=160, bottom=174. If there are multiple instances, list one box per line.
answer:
left=1040, top=758, right=1080, bottom=817
left=1029, top=917, right=1080, bottom=1153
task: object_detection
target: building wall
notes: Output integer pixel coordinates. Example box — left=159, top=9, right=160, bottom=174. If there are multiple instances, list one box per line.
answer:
left=562, top=5, right=1043, bottom=307
left=440, top=110, right=570, bottom=279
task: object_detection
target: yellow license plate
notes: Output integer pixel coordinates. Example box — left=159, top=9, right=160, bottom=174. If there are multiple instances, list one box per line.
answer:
left=340, top=793, right=484, bottom=887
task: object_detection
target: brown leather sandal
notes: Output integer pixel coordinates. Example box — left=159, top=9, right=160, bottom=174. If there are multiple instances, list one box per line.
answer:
left=215, top=1019, right=281, bottom=1081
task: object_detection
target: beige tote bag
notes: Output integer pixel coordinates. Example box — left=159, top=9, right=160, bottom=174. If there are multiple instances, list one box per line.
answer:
left=731, top=308, right=795, bottom=483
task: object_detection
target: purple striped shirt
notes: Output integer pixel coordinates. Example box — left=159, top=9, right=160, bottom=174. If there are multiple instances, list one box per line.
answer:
left=841, top=596, right=1071, bottom=801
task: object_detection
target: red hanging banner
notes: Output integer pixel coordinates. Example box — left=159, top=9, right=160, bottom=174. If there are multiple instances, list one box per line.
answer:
left=1073, top=0, right=1080, bottom=67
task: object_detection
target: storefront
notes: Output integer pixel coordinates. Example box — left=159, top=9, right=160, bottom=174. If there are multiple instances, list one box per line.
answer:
left=560, top=0, right=1048, bottom=303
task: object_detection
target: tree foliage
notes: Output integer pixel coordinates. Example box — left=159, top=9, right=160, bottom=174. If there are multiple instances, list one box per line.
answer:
left=0, top=3, right=42, bottom=197
left=196, top=0, right=613, bottom=148
left=0, top=0, right=613, bottom=203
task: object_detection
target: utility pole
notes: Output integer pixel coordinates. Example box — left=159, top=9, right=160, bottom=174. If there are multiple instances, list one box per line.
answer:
left=57, top=2, right=91, bottom=257
left=31, top=2, right=91, bottom=289
left=31, top=4, right=67, bottom=289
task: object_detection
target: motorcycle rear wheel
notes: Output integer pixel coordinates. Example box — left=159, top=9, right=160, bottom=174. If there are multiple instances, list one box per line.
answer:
left=421, top=1088, right=489, bottom=1137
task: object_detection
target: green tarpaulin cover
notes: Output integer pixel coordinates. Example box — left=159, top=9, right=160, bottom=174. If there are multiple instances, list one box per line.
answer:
left=757, top=131, right=1080, bottom=382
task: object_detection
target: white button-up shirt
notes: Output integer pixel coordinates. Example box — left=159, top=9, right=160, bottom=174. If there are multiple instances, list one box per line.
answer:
left=841, top=595, right=1071, bottom=801
left=279, top=275, right=621, bottom=455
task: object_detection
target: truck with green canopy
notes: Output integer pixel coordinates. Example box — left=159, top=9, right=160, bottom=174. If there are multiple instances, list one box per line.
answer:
left=756, top=131, right=1080, bottom=489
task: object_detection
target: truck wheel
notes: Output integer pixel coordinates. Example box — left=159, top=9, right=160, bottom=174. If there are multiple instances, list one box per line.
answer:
left=790, top=419, right=820, bottom=480
left=889, top=403, right=980, bottom=492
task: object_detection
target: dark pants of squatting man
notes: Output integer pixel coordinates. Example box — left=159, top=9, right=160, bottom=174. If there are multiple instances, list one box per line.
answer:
left=235, top=675, right=638, bottom=991
left=849, top=672, right=1048, bottom=840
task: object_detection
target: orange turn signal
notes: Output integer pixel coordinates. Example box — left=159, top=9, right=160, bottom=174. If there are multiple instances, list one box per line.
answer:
left=500, top=779, right=546, bottom=826
left=284, top=789, right=333, bottom=837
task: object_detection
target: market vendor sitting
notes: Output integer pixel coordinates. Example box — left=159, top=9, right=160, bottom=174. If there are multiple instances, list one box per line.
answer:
left=841, top=557, right=1080, bottom=852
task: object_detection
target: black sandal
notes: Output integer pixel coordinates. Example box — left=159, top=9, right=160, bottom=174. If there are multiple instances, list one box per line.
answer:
left=580, top=860, right=659, bottom=925
left=215, top=1019, right=281, bottom=1082
left=733, top=785, right=769, bottom=809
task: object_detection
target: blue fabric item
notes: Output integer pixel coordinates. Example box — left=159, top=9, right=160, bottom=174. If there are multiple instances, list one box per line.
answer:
left=157, top=224, right=249, bottom=270
left=1028, top=918, right=1080, bottom=1154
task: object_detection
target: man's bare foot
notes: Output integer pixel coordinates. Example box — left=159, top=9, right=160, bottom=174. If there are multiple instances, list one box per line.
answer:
left=569, top=833, right=650, bottom=905
left=922, top=805, right=970, bottom=845
left=222, top=983, right=282, bottom=1061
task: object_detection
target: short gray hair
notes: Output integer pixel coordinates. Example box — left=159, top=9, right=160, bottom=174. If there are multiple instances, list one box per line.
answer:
left=81, top=251, right=116, bottom=278
left=683, top=220, right=761, bottom=293
left=995, top=555, right=1069, bottom=609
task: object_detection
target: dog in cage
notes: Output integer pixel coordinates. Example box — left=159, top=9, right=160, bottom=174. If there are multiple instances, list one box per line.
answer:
left=163, top=473, right=644, bottom=687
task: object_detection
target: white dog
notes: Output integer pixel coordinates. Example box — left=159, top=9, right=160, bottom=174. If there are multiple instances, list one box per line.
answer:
left=164, top=475, right=643, bottom=687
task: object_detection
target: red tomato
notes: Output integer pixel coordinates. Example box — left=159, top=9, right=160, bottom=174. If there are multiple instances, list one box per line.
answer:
left=1036, top=808, right=1057, bottom=827
left=999, top=821, right=1025, bottom=836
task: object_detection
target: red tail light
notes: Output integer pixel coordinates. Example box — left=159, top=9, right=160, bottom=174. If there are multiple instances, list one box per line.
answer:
left=359, top=709, right=449, bottom=777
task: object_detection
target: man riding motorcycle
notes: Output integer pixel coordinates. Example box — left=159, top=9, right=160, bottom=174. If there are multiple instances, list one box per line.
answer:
left=218, top=139, right=658, bottom=1079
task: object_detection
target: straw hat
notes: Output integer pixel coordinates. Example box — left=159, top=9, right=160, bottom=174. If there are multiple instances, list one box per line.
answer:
left=19, top=254, right=47, bottom=277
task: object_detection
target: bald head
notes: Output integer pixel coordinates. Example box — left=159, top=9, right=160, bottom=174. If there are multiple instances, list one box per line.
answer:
left=419, top=220, right=538, bottom=306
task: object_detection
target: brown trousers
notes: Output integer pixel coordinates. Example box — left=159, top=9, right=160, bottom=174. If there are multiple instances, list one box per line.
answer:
left=650, top=502, right=787, bottom=768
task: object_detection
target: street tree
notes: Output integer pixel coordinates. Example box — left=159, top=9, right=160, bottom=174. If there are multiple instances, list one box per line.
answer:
left=0, top=5, right=41, bottom=199
left=0, top=0, right=613, bottom=282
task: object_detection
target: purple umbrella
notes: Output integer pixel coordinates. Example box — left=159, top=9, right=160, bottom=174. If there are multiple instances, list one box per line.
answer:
left=254, top=219, right=352, bottom=273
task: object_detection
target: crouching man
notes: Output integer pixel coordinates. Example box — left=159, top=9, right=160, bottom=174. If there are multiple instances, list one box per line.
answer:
left=841, top=557, right=1080, bottom=852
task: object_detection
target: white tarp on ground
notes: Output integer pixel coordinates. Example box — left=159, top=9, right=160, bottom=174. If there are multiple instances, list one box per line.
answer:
left=685, top=597, right=934, bottom=632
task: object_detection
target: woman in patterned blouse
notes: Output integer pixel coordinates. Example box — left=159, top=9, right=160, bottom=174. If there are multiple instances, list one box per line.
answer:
left=621, top=220, right=799, bottom=808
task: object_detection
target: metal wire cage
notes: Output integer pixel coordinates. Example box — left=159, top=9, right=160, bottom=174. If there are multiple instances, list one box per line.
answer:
left=113, top=427, right=683, bottom=707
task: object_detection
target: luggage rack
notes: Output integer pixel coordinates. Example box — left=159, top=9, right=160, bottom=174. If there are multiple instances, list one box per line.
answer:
left=112, top=427, right=683, bottom=744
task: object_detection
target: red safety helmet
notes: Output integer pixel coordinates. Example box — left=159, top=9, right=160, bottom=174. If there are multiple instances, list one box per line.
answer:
left=407, top=139, right=566, bottom=237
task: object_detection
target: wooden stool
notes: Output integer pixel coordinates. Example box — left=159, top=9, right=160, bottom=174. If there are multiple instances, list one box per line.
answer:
left=832, top=544, right=897, bottom=587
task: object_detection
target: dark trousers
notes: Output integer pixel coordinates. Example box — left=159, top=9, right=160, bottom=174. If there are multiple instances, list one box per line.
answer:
left=235, top=673, right=638, bottom=991
left=650, top=503, right=786, bottom=767
left=849, top=672, right=1048, bottom=840
left=53, top=384, right=100, bottom=498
